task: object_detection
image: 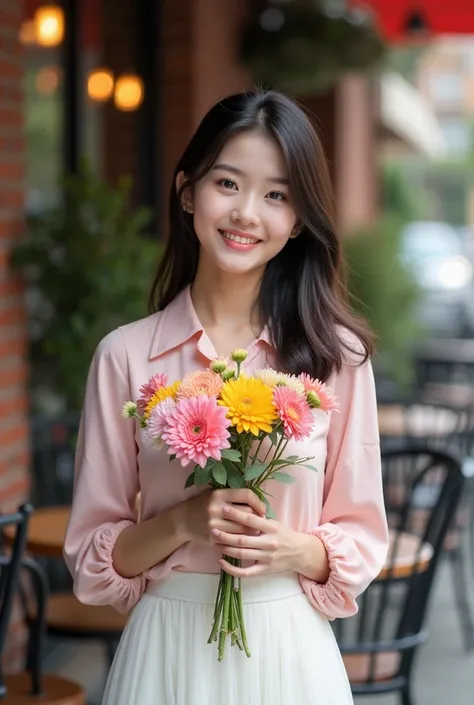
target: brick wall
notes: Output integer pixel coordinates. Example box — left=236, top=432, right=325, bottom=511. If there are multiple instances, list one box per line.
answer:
left=0, top=0, right=30, bottom=672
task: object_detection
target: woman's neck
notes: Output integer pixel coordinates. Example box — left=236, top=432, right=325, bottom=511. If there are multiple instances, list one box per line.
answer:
left=191, top=267, right=262, bottom=335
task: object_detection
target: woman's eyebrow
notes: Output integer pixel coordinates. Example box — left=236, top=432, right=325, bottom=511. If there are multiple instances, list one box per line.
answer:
left=212, top=162, right=289, bottom=185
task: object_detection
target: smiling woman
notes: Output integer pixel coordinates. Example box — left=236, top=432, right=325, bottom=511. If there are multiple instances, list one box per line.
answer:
left=64, top=89, right=388, bottom=705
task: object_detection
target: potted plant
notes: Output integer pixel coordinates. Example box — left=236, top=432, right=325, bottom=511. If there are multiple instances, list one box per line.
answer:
left=11, top=162, right=160, bottom=414
left=240, top=0, right=386, bottom=94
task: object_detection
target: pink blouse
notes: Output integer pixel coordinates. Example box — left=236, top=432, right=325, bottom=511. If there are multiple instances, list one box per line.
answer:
left=64, top=285, right=389, bottom=618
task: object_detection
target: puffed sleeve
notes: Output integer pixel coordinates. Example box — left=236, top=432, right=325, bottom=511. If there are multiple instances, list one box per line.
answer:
left=63, top=328, right=147, bottom=613
left=299, top=343, right=389, bottom=619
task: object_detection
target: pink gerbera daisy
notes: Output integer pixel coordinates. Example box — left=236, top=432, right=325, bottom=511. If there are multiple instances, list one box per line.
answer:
left=177, top=369, right=223, bottom=400
left=273, top=386, right=314, bottom=442
left=298, top=373, right=339, bottom=412
left=145, top=397, right=177, bottom=448
left=160, top=395, right=231, bottom=467
left=137, top=372, right=168, bottom=412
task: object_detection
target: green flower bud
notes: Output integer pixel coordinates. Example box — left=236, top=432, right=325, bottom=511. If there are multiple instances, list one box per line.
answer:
left=231, top=348, right=248, bottom=364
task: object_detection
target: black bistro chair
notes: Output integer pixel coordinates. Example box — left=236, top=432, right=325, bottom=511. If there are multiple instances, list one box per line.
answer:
left=0, top=505, right=84, bottom=703
left=334, top=448, right=465, bottom=704
left=0, top=505, right=32, bottom=699
left=28, top=413, right=128, bottom=674
left=379, top=400, right=474, bottom=651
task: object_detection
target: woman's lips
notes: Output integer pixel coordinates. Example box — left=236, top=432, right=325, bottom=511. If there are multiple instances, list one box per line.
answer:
left=219, top=229, right=261, bottom=251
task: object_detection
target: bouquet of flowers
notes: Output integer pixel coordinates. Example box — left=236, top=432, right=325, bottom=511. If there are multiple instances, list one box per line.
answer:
left=122, top=349, right=338, bottom=661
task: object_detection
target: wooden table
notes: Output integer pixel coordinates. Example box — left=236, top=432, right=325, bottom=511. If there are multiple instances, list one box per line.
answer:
left=378, top=530, right=433, bottom=580
left=4, top=505, right=70, bottom=559
left=378, top=403, right=459, bottom=439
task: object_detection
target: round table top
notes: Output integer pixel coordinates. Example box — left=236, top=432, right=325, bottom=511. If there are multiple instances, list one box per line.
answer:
left=378, top=403, right=459, bottom=439
left=379, top=530, right=433, bottom=580
left=4, top=505, right=70, bottom=559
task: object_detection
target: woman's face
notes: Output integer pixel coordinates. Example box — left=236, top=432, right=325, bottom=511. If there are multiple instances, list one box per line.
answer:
left=181, top=131, right=299, bottom=278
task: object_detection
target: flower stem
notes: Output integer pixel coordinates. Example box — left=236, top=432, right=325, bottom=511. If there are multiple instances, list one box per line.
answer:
left=236, top=579, right=251, bottom=657
left=218, top=564, right=233, bottom=661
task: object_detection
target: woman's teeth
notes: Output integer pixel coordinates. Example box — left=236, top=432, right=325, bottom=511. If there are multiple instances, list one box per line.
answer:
left=220, top=231, right=259, bottom=245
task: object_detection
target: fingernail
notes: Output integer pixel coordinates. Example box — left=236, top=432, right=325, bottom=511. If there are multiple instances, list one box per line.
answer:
left=223, top=505, right=230, bottom=514
left=212, top=528, right=219, bottom=536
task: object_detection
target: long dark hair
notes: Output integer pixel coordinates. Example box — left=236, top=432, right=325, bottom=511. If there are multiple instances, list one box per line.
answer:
left=150, top=89, right=373, bottom=381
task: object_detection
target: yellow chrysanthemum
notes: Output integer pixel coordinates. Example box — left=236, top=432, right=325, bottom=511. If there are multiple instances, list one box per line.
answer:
left=219, top=376, right=278, bottom=435
left=144, top=381, right=180, bottom=418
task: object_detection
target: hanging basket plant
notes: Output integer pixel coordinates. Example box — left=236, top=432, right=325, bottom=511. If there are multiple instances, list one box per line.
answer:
left=240, top=1, right=387, bottom=95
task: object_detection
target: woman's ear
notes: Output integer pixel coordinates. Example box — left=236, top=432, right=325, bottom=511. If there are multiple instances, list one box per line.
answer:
left=176, top=171, right=194, bottom=214
left=290, top=223, right=302, bottom=239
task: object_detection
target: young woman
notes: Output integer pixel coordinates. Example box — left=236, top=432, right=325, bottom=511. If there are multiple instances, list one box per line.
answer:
left=64, top=89, right=389, bottom=705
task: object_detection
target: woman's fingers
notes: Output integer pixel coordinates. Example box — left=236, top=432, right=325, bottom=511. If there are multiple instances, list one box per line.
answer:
left=212, top=519, right=259, bottom=536
left=216, top=546, right=264, bottom=561
left=218, top=559, right=266, bottom=578
left=221, top=504, right=270, bottom=533
left=212, top=529, right=272, bottom=549
left=215, top=488, right=266, bottom=516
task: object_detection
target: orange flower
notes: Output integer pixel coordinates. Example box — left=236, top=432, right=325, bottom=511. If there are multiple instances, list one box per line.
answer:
left=177, top=369, right=224, bottom=399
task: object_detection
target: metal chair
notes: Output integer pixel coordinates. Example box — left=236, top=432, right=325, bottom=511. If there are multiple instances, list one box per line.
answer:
left=3, top=556, right=85, bottom=704
left=335, top=448, right=465, bottom=704
left=0, top=506, right=32, bottom=700
left=379, top=400, right=474, bottom=651
left=28, top=413, right=128, bottom=672
left=0, top=505, right=84, bottom=702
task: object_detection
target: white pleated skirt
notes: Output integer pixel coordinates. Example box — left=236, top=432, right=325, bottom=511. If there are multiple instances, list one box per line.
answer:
left=102, top=570, right=354, bottom=705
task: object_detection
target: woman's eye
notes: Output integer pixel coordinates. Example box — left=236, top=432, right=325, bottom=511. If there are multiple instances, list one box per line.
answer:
left=218, top=178, right=237, bottom=190
left=268, top=191, right=286, bottom=201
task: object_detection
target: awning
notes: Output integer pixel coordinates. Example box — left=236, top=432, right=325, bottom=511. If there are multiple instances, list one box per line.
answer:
left=378, top=72, right=446, bottom=159
left=351, top=1, right=474, bottom=41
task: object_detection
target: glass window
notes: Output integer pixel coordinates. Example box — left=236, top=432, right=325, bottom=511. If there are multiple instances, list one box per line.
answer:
left=438, top=118, right=471, bottom=156
left=429, top=73, right=463, bottom=104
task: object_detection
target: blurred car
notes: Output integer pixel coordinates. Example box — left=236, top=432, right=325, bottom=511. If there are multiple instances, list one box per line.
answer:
left=400, top=221, right=474, bottom=338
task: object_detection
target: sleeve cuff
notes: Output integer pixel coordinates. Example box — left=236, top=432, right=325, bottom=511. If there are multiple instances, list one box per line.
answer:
left=299, top=523, right=359, bottom=620
left=73, top=520, right=147, bottom=614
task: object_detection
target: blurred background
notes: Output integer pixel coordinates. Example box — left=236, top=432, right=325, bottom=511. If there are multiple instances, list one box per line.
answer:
left=1, top=1, right=474, bottom=704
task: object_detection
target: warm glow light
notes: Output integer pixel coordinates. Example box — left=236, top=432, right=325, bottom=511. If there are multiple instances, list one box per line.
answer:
left=19, top=20, right=37, bottom=45
left=87, top=68, right=114, bottom=102
left=35, top=66, right=61, bottom=94
left=114, top=73, right=144, bottom=112
left=34, top=4, right=65, bottom=47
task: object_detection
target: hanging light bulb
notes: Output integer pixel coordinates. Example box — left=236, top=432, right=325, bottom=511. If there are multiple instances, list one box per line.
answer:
left=114, top=73, right=144, bottom=112
left=87, top=68, right=115, bottom=102
left=34, top=4, right=65, bottom=48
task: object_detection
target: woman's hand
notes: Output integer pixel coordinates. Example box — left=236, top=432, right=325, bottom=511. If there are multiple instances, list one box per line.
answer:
left=179, top=488, right=266, bottom=546
left=211, top=503, right=330, bottom=582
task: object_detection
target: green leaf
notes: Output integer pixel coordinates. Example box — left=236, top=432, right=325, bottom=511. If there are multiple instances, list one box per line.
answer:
left=302, top=464, right=318, bottom=472
left=221, top=448, right=242, bottom=462
left=184, top=471, right=195, bottom=488
left=224, top=461, right=246, bottom=488
left=268, top=429, right=279, bottom=446
left=285, top=455, right=298, bottom=462
left=211, top=462, right=227, bottom=486
left=169, top=454, right=177, bottom=463
left=243, top=462, right=268, bottom=481
left=259, top=493, right=275, bottom=519
left=271, top=471, right=296, bottom=484
left=195, top=464, right=211, bottom=486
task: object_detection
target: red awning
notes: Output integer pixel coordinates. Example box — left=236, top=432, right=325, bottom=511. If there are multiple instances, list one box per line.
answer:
left=352, top=1, right=474, bottom=41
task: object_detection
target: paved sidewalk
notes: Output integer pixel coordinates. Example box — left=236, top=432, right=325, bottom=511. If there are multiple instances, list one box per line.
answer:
left=47, top=562, right=474, bottom=704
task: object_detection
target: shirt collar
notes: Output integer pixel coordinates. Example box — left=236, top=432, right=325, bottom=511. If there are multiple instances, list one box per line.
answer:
left=149, top=284, right=274, bottom=361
